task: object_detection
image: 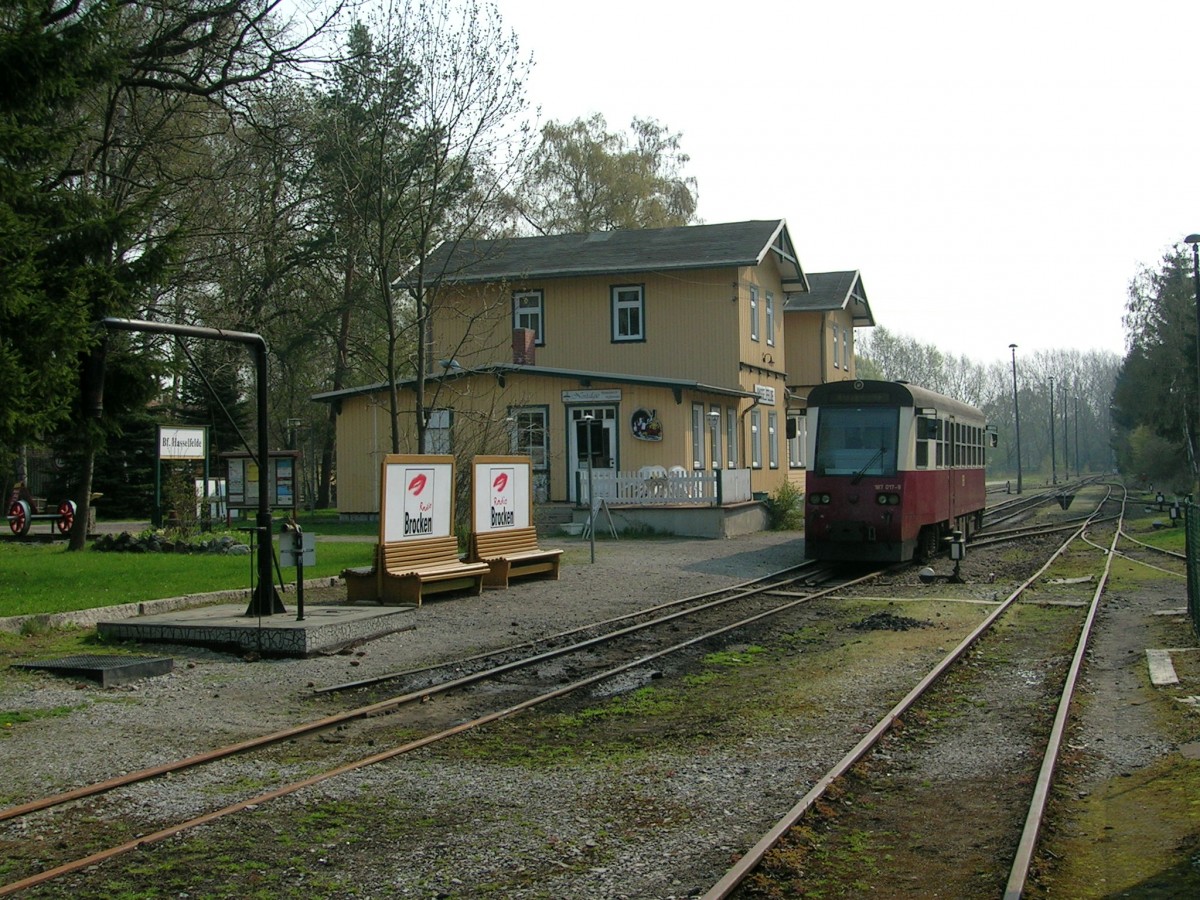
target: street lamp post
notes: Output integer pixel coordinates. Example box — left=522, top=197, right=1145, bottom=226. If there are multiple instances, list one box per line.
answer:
left=1074, top=396, right=1080, bottom=476
left=583, top=413, right=595, bottom=564
left=1009, top=343, right=1022, bottom=494
left=1062, top=381, right=1069, bottom=481
left=1186, top=234, right=1200, bottom=494
left=1049, top=376, right=1057, bottom=485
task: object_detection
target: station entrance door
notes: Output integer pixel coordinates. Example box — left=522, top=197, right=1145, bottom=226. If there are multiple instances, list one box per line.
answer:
left=569, top=406, right=616, bottom=504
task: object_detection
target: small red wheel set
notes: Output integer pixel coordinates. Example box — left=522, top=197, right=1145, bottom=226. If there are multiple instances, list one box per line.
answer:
left=6, top=497, right=76, bottom=537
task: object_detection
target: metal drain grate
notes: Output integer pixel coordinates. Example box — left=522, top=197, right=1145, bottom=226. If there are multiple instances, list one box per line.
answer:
left=13, top=655, right=174, bottom=687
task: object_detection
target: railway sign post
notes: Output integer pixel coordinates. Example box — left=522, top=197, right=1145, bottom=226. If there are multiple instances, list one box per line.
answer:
left=103, top=317, right=284, bottom=617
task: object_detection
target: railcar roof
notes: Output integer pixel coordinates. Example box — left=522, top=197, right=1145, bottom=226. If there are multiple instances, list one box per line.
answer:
left=807, top=380, right=984, bottom=422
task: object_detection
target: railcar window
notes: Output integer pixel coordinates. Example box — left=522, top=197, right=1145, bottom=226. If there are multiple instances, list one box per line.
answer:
left=813, top=407, right=899, bottom=476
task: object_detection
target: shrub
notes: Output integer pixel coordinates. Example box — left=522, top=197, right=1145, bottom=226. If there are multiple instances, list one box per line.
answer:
left=765, top=480, right=804, bottom=530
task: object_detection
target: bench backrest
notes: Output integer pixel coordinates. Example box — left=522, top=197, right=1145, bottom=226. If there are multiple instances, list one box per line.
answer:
left=381, top=535, right=462, bottom=571
left=471, top=526, right=540, bottom=558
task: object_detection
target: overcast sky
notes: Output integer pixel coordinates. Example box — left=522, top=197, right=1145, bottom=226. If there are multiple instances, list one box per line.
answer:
left=493, top=0, right=1197, bottom=366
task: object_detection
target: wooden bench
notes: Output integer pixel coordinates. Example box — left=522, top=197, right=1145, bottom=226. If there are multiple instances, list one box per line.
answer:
left=468, top=526, right=563, bottom=588
left=342, top=535, right=489, bottom=606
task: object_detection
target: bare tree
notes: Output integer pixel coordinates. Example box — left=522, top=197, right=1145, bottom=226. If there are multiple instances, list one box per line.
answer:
left=511, top=113, right=699, bottom=235
left=317, top=0, right=535, bottom=454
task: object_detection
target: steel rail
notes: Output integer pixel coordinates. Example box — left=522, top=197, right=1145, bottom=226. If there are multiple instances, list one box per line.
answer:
left=1002, top=486, right=1125, bottom=897
left=702, top=486, right=1114, bottom=899
left=0, top=564, right=821, bottom=826
left=1118, top=528, right=1187, bottom=560
left=317, top=562, right=821, bottom=694
left=0, top=567, right=884, bottom=896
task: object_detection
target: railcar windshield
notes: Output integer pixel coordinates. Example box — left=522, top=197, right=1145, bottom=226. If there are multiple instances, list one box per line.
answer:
left=813, top=407, right=899, bottom=477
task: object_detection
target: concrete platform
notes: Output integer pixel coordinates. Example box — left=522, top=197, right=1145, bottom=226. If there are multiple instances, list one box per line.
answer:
left=96, top=602, right=416, bottom=659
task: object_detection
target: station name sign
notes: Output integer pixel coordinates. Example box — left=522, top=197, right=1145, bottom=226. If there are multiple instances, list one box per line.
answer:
left=158, top=426, right=207, bottom=460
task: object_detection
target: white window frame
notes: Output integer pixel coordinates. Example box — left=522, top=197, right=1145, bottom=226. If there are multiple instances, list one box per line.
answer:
left=768, top=411, right=779, bottom=469
left=513, top=290, right=544, bottom=345
left=843, top=329, right=850, bottom=372
left=427, top=408, right=452, bottom=454
left=765, top=291, right=775, bottom=346
left=511, top=406, right=549, bottom=469
left=709, top=404, right=722, bottom=469
left=749, top=285, right=759, bottom=342
left=611, top=284, right=645, bottom=342
left=832, top=324, right=840, bottom=368
left=788, top=414, right=807, bottom=468
left=726, top=408, right=738, bottom=468
left=750, top=408, right=762, bottom=468
left=691, top=403, right=705, bottom=469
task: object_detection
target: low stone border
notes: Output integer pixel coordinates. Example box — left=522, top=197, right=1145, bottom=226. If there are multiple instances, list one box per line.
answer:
left=0, top=577, right=343, bottom=635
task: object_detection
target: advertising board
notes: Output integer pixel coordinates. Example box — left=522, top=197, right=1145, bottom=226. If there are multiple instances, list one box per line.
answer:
left=381, top=455, right=455, bottom=543
left=471, top=456, right=533, bottom=533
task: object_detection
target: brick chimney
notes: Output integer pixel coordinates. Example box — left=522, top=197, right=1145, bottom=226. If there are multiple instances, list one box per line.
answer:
left=512, top=328, right=536, bottom=365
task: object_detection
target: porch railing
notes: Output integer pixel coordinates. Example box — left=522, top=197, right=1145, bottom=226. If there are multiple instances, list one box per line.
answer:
left=577, top=468, right=753, bottom=506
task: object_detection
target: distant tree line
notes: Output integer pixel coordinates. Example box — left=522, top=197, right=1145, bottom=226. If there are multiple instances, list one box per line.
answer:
left=1112, top=243, right=1198, bottom=492
left=856, top=327, right=1121, bottom=486
left=0, top=0, right=701, bottom=543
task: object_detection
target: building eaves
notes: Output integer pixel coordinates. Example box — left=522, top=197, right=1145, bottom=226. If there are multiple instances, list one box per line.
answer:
left=311, top=364, right=760, bottom=405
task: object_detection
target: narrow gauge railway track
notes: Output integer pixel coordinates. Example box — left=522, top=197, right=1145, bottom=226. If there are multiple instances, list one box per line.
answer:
left=0, top=562, right=882, bottom=896
left=318, top=561, right=847, bottom=696
left=704, top=485, right=1124, bottom=898
left=981, top=477, right=1101, bottom=530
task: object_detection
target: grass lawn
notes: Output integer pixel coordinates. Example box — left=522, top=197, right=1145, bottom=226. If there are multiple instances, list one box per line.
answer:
left=0, top=539, right=374, bottom=618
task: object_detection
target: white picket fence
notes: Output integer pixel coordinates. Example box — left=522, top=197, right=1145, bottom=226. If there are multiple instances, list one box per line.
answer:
left=579, top=468, right=753, bottom=506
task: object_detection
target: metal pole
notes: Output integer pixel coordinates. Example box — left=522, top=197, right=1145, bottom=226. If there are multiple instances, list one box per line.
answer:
left=1049, top=376, right=1057, bottom=485
left=1074, top=396, right=1080, bottom=476
left=1062, top=381, right=1069, bottom=480
left=1187, top=235, right=1200, bottom=493
left=584, top=414, right=595, bottom=564
left=1009, top=344, right=1022, bottom=494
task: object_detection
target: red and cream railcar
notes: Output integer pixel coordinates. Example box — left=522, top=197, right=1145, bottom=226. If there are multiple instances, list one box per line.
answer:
left=804, top=380, right=989, bottom=562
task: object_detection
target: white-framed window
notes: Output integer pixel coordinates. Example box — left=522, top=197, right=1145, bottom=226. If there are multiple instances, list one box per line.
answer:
left=611, top=284, right=644, bottom=342
left=691, top=403, right=705, bottom=469
left=749, top=285, right=759, bottom=342
left=750, top=408, right=762, bottom=468
left=832, top=324, right=840, bottom=368
left=768, top=411, right=779, bottom=469
left=843, top=329, right=850, bottom=372
left=765, top=291, right=775, bottom=346
left=427, top=408, right=452, bottom=454
left=511, top=406, right=549, bottom=469
left=513, top=290, right=544, bottom=345
left=726, top=408, right=738, bottom=468
left=709, top=404, right=722, bottom=469
left=788, top=414, right=807, bottom=468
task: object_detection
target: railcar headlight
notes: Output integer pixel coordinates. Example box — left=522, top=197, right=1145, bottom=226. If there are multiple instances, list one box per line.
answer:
left=808, top=493, right=831, bottom=505
left=876, top=492, right=900, bottom=505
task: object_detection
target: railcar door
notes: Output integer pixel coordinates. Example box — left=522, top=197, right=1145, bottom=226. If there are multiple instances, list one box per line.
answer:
left=947, top=418, right=958, bottom=521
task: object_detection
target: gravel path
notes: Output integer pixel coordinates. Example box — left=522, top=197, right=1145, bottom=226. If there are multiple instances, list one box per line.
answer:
left=1, top=528, right=1195, bottom=898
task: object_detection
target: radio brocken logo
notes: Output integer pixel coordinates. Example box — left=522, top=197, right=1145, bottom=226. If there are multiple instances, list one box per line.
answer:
left=404, top=471, right=434, bottom=536
left=489, top=468, right=515, bottom=528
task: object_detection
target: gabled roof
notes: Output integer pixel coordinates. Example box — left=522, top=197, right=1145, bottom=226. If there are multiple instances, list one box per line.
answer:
left=783, top=270, right=875, bottom=326
left=423, top=219, right=808, bottom=289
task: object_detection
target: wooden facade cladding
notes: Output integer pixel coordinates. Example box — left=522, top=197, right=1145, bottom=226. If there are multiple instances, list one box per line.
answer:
left=432, top=267, right=751, bottom=387
left=328, top=371, right=780, bottom=513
